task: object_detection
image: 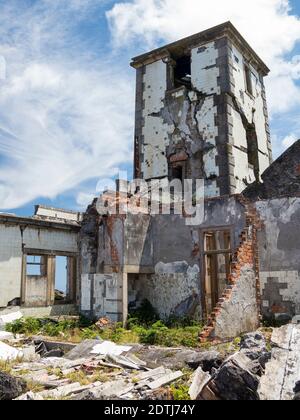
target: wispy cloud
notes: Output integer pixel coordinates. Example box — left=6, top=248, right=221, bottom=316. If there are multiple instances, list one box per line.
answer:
left=0, top=0, right=299, bottom=210
left=0, top=0, right=134, bottom=210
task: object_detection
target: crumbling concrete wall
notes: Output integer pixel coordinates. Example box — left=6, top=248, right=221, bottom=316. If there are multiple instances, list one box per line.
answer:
left=200, top=202, right=261, bottom=341
left=256, top=197, right=300, bottom=321
left=130, top=263, right=201, bottom=320
left=80, top=194, right=247, bottom=322
left=0, top=220, right=79, bottom=308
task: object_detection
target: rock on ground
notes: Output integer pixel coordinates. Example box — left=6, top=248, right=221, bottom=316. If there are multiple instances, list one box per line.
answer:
left=0, top=372, right=26, bottom=400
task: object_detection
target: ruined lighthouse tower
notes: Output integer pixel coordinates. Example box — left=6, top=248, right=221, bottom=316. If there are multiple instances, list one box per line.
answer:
left=131, top=22, right=272, bottom=197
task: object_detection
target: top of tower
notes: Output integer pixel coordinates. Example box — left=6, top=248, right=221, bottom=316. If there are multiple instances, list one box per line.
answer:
left=131, top=21, right=270, bottom=76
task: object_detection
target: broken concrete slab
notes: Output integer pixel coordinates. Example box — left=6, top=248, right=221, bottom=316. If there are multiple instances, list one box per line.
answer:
left=36, top=382, right=99, bottom=399
left=0, top=341, right=23, bottom=361
left=128, top=346, right=222, bottom=371
left=189, top=367, right=211, bottom=400
left=0, top=331, right=14, bottom=342
left=107, top=354, right=142, bottom=370
left=16, top=391, right=44, bottom=401
left=65, top=339, right=103, bottom=360
left=34, top=337, right=77, bottom=356
left=91, top=341, right=132, bottom=357
left=259, top=324, right=300, bottom=400
left=0, top=311, right=22, bottom=330
left=146, top=370, right=183, bottom=390
left=185, top=350, right=223, bottom=372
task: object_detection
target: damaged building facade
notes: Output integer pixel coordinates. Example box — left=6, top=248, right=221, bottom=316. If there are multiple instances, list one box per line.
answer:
left=0, top=206, right=81, bottom=317
left=1, top=22, right=300, bottom=342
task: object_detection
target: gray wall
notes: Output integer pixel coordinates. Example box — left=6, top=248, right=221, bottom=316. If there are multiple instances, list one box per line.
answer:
left=256, top=197, right=300, bottom=320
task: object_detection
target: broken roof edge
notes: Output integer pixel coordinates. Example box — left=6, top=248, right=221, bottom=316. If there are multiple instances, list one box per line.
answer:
left=0, top=213, right=81, bottom=231
left=131, top=21, right=270, bottom=76
left=34, top=204, right=82, bottom=216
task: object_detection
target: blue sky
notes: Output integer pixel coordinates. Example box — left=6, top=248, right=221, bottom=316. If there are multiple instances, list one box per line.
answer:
left=0, top=0, right=300, bottom=218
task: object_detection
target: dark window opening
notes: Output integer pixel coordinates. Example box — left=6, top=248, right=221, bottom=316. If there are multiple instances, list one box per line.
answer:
left=244, top=65, right=253, bottom=95
left=246, top=124, right=260, bottom=181
left=171, top=165, right=183, bottom=181
left=174, top=55, right=192, bottom=89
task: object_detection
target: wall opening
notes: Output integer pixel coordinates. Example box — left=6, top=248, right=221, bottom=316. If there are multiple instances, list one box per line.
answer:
left=246, top=124, right=260, bottom=181
left=244, top=64, right=253, bottom=95
left=55, top=256, right=68, bottom=304
left=26, top=255, right=46, bottom=276
left=203, top=230, right=232, bottom=315
left=171, top=163, right=184, bottom=182
left=173, top=54, right=192, bottom=89
left=22, top=251, right=77, bottom=308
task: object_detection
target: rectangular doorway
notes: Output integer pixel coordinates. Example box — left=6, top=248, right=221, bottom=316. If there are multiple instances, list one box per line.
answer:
left=55, top=256, right=68, bottom=304
left=203, top=230, right=232, bottom=316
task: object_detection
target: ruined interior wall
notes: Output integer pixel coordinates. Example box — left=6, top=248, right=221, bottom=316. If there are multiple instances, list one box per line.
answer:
left=0, top=223, right=78, bottom=307
left=228, top=44, right=271, bottom=192
left=81, top=273, right=123, bottom=322
left=213, top=264, right=259, bottom=339
left=256, top=198, right=300, bottom=320
left=129, top=264, right=201, bottom=320
left=80, top=196, right=247, bottom=322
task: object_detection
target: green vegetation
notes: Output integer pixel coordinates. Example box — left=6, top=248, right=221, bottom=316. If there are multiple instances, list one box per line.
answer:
left=170, top=384, right=191, bottom=400
left=6, top=300, right=203, bottom=348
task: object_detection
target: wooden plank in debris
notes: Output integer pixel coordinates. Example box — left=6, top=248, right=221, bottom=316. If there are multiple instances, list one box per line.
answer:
left=147, top=371, right=183, bottom=390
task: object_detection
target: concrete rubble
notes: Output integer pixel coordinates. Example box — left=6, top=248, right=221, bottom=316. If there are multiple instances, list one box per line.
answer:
left=0, top=337, right=190, bottom=401
left=0, top=325, right=300, bottom=400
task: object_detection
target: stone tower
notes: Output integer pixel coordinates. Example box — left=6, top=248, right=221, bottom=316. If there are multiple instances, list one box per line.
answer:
left=131, top=22, right=272, bottom=197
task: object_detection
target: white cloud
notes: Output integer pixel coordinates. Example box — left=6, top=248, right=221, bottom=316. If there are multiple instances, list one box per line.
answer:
left=107, top=0, right=300, bottom=116
left=282, top=133, right=298, bottom=148
left=0, top=0, right=134, bottom=210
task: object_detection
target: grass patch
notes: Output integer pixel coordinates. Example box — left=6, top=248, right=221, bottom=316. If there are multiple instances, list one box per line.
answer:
left=6, top=301, right=203, bottom=349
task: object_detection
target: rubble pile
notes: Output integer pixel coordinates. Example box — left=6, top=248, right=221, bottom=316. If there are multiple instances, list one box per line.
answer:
left=0, top=324, right=300, bottom=400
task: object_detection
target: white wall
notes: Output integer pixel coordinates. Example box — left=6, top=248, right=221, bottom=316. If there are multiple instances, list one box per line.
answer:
left=0, top=223, right=78, bottom=307
left=230, top=44, right=271, bottom=191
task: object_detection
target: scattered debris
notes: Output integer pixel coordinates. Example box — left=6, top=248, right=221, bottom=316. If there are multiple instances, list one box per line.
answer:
left=66, top=340, right=103, bottom=360
left=95, top=317, right=114, bottom=330
left=91, top=341, right=132, bottom=357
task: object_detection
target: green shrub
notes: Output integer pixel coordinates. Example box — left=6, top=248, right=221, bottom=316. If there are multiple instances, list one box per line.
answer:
left=128, top=300, right=159, bottom=327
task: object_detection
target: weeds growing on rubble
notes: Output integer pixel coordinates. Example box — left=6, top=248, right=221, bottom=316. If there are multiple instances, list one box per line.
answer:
left=6, top=301, right=203, bottom=348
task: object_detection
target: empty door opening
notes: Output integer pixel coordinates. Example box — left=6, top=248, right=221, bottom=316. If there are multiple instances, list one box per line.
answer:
left=55, top=256, right=68, bottom=304
left=203, top=230, right=232, bottom=316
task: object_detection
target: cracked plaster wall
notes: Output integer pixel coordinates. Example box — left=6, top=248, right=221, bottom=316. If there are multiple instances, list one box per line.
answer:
left=256, top=198, right=300, bottom=320
left=214, top=264, right=259, bottom=339
left=229, top=45, right=272, bottom=192
left=136, top=37, right=271, bottom=198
